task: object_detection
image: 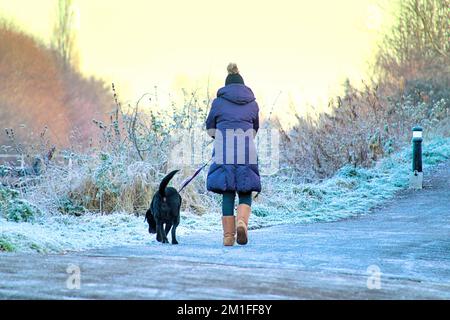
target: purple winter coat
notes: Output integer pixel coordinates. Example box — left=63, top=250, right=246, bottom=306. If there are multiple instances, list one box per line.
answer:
left=205, top=84, right=261, bottom=194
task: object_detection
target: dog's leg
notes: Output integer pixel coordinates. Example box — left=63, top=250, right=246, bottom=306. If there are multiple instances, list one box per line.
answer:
left=160, top=223, right=169, bottom=244
left=164, top=223, right=172, bottom=237
left=172, top=204, right=181, bottom=245
left=171, top=223, right=178, bottom=245
left=156, top=221, right=163, bottom=242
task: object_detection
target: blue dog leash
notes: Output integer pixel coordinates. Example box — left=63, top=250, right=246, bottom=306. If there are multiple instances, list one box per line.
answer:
left=178, top=157, right=212, bottom=193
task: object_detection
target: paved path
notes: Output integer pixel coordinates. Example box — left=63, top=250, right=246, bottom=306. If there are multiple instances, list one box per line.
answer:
left=1, top=162, right=449, bottom=299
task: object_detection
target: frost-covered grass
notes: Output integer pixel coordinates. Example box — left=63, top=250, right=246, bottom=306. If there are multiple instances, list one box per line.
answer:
left=251, top=136, right=450, bottom=227
left=0, top=211, right=215, bottom=253
left=0, top=136, right=449, bottom=253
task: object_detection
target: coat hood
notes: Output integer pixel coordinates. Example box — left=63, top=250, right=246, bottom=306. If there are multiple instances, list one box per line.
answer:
left=217, top=84, right=255, bottom=105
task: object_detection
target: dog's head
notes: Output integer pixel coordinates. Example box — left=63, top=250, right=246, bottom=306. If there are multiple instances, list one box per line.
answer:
left=145, top=208, right=156, bottom=233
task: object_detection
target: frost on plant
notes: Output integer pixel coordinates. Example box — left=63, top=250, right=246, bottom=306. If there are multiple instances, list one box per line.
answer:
left=0, top=186, right=40, bottom=223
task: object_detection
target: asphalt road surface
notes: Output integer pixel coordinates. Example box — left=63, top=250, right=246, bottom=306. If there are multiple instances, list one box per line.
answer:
left=1, top=161, right=449, bottom=299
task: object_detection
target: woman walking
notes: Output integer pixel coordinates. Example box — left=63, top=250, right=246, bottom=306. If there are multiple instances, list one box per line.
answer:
left=206, top=63, right=261, bottom=246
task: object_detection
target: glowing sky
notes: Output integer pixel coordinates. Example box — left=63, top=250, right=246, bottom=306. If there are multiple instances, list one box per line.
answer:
left=0, top=0, right=395, bottom=122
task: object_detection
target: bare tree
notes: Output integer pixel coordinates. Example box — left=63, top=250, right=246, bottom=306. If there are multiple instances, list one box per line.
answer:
left=410, top=0, right=449, bottom=59
left=376, top=0, right=450, bottom=88
left=52, top=0, right=78, bottom=68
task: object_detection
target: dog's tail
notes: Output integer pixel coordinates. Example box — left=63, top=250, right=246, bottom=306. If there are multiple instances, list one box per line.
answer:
left=159, top=169, right=179, bottom=197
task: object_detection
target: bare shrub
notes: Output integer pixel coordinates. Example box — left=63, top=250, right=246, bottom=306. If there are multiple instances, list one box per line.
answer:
left=15, top=84, right=218, bottom=215
left=279, top=0, right=450, bottom=180
left=0, top=22, right=112, bottom=148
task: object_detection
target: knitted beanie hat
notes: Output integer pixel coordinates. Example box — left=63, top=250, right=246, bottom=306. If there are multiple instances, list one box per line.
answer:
left=225, top=63, right=244, bottom=85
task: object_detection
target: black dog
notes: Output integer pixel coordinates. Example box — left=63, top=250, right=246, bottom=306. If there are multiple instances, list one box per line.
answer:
left=145, top=170, right=181, bottom=244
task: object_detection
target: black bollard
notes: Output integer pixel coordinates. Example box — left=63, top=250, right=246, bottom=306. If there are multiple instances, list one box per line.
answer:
left=410, top=126, right=423, bottom=189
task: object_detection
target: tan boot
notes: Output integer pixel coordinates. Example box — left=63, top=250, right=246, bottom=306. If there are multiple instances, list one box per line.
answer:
left=236, top=204, right=251, bottom=245
left=222, top=216, right=236, bottom=246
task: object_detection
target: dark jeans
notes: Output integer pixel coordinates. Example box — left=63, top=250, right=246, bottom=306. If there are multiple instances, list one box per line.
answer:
left=222, top=191, right=252, bottom=216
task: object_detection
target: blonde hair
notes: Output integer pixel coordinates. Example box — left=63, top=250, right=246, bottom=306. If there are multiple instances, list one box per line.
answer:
left=227, top=62, right=239, bottom=75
